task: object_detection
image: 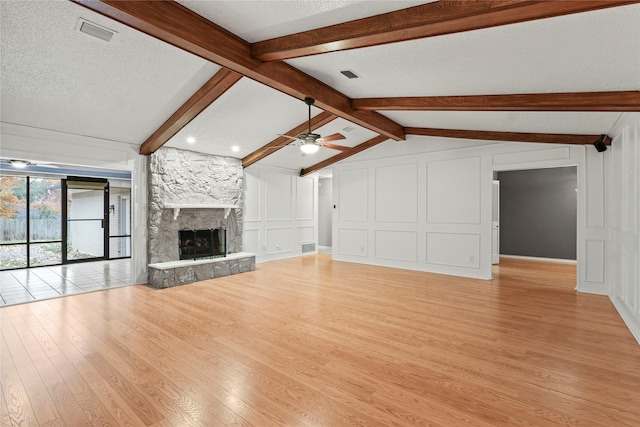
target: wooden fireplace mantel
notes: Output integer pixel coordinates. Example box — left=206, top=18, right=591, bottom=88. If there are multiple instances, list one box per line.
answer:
left=164, top=203, right=238, bottom=220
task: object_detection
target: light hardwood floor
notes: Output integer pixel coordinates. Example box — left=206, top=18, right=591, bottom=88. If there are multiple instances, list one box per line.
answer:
left=1, top=255, right=639, bottom=426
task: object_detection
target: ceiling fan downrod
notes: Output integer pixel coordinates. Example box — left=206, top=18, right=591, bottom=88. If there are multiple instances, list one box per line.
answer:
left=304, top=97, right=314, bottom=134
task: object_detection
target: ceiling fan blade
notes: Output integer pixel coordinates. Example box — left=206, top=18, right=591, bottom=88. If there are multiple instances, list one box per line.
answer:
left=320, top=143, right=351, bottom=152
left=318, top=133, right=345, bottom=143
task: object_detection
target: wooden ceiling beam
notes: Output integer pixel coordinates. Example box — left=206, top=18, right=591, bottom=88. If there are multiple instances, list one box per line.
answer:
left=300, top=135, right=389, bottom=177
left=139, top=68, right=242, bottom=155
left=252, top=0, right=638, bottom=61
left=353, top=91, right=640, bottom=112
left=72, top=0, right=405, bottom=142
left=405, top=127, right=612, bottom=145
left=243, top=111, right=337, bottom=168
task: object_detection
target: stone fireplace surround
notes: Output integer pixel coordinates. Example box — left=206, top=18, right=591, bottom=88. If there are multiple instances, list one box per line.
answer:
left=147, top=147, right=255, bottom=288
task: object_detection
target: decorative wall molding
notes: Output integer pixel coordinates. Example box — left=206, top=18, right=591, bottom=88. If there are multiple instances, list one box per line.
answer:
left=493, top=146, right=571, bottom=166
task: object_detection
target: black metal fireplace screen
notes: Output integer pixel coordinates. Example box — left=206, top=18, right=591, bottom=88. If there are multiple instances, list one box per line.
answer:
left=178, top=228, right=226, bottom=260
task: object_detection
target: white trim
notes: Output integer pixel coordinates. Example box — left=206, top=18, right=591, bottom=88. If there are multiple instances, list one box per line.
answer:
left=611, top=296, right=640, bottom=345
left=164, top=203, right=238, bottom=220
left=499, top=254, right=577, bottom=264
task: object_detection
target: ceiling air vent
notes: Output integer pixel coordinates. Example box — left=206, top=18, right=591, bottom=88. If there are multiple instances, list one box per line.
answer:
left=342, top=126, right=356, bottom=133
left=340, top=69, right=360, bottom=79
left=77, top=19, right=115, bottom=42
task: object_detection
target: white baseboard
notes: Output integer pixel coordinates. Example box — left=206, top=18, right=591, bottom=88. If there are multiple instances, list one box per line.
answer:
left=610, top=296, right=640, bottom=346
left=499, top=255, right=577, bottom=264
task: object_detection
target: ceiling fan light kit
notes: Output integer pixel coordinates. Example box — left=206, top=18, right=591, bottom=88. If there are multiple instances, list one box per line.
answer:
left=300, top=142, right=320, bottom=154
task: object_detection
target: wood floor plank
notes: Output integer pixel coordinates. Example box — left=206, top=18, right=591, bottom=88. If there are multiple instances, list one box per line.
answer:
left=0, top=332, right=40, bottom=426
left=25, top=302, right=149, bottom=427
left=1, top=255, right=639, bottom=426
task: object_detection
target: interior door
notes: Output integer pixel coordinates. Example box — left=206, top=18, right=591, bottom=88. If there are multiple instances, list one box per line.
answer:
left=63, top=178, right=109, bottom=262
left=492, top=180, right=500, bottom=265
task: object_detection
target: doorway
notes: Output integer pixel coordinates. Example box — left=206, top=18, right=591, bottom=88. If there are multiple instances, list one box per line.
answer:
left=62, top=177, right=109, bottom=262
left=496, top=167, right=577, bottom=261
left=318, top=177, right=333, bottom=253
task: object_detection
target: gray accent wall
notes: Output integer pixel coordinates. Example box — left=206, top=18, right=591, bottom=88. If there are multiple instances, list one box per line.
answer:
left=498, top=167, right=577, bottom=260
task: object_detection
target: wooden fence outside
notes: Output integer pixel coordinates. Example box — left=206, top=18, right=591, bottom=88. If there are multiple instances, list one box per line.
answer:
left=0, top=219, right=61, bottom=242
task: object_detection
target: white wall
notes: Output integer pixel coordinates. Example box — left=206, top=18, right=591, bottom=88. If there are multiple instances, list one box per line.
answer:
left=0, top=122, right=148, bottom=284
left=243, top=165, right=318, bottom=263
left=609, top=113, right=640, bottom=344
left=333, top=137, right=606, bottom=290
left=332, top=144, right=494, bottom=279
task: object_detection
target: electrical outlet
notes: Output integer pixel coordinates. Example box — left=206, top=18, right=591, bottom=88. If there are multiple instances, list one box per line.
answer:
left=469, top=255, right=474, bottom=263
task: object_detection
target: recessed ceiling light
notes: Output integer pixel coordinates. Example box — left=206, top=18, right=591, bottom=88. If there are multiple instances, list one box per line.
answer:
left=186, top=137, right=196, bottom=144
left=231, top=146, right=240, bottom=153
left=9, top=160, right=30, bottom=168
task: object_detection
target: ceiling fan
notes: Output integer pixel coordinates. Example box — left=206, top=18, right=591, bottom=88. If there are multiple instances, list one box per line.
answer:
left=282, top=97, right=347, bottom=154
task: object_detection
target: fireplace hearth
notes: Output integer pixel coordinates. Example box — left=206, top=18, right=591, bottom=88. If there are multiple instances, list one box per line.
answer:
left=179, top=228, right=226, bottom=260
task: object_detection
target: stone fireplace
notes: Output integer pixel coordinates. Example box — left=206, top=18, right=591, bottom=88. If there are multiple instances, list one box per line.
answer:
left=146, top=147, right=254, bottom=288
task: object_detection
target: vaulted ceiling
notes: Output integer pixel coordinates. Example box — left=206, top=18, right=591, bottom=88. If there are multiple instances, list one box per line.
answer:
left=1, top=1, right=639, bottom=176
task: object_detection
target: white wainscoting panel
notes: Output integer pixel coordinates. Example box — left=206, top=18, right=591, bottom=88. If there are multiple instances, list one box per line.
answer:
left=375, top=163, right=418, bottom=223
left=266, top=173, right=292, bottom=221
left=338, top=228, right=368, bottom=257
left=584, top=239, right=605, bottom=283
left=426, top=232, right=480, bottom=268
left=297, top=226, right=314, bottom=245
left=243, top=229, right=261, bottom=254
left=375, top=230, right=418, bottom=262
left=623, top=128, right=639, bottom=235
left=296, top=177, right=314, bottom=220
left=426, top=157, right=480, bottom=224
left=585, top=150, right=605, bottom=228
left=339, top=168, right=368, bottom=222
left=265, top=227, right=293, bottom=254
left=244, top=171, right=261, bottom=222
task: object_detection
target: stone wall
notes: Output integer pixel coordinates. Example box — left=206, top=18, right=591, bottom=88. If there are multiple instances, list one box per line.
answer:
left=148, top=147, right=244, bottom=264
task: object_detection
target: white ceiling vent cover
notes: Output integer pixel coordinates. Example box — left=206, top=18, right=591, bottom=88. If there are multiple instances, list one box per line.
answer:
left=77, top=19, right=115, bottom=42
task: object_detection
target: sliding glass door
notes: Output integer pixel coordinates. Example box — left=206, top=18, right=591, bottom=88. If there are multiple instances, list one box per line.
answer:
left=1, top=174, right=130, bottom=269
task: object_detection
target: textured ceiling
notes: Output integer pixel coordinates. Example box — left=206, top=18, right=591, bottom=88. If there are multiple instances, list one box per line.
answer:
left=1, top=1, right=639, bottom=173
left=0, top=1, right=218, bottom=145
left=176, top=0, right=431, bottom=43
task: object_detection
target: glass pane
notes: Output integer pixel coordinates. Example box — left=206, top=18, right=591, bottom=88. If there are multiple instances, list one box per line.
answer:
left=29, top=177, right=62, bottom=242
left=0, top=244, right=27, bottom=269
left=109, top=236, right=130, bottom=258
left=1, top=175, right=27, bottom=243
left=68, top=220, right=104, bottom=260
left=67, top=185, right=104, bottom=260
left=68, top=188, right=104, bottom=219
left=109, top=187, right=131, bottom=236
left=30, top=242, right=62, bottom=267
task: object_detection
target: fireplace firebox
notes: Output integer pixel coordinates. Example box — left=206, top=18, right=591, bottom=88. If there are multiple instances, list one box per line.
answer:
left=178, top=228, right=226, bottom=260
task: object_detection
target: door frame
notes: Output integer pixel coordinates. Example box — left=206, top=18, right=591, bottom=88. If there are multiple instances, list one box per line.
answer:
left=62, top=176, right=109, bottom=264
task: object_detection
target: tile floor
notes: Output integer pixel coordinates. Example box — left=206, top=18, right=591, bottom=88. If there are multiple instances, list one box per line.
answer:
left=0, top=258, right=132, bottom=307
